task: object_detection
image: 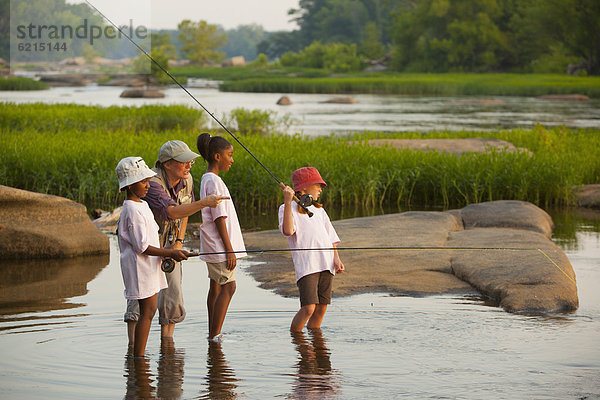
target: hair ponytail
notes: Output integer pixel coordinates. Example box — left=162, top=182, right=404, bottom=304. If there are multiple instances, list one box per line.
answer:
left=196, top=133, right=232, bottom=164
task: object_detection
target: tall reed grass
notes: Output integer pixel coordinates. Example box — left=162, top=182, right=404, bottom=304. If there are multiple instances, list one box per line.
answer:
left=0, top=103, right=207, bottom=132
left=0, top=77, right=50, bottom=91
left=219, top=73, right=600, bottom=97
left=2, top=104, right=598, bottom=214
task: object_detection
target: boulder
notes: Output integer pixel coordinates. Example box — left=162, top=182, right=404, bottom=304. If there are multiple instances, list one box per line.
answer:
left=0, top=185, right=109, bottom=259
left=120, top=88, right=165, bottom=98
left=238, top=200, right=578, bottom=313
left=575, top=184, right=600, bottom=209
left=277, top=96, right=292, bottom=105
left=321, top=97, right=357, bottom=104
left=93, top=206, right=122, bottom=233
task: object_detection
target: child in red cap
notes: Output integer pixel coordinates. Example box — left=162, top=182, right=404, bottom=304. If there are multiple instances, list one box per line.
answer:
left=279, top=167, right=345, bottom=332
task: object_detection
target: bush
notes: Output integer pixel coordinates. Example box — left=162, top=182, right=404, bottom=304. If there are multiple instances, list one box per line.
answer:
left=0, top=77, right=49, bottom=91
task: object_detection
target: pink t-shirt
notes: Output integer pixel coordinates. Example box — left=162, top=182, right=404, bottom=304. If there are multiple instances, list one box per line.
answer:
left=199, top=172, right=247, bottom=263
left=117, top=199, right=168, bottom=300
left=278, top=202, right=341, bottom=282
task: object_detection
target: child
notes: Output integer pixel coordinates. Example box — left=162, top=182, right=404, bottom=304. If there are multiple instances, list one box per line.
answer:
left=196, top=133, right=247, bottom=341
left=116, top=156, right=190, bottom=357
left=279, top=167, right=345, bottom=332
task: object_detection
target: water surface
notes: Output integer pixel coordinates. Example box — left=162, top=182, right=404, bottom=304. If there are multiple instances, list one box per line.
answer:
left=2, top=85, right=599, bottom=134
left=0, top=211, right=598, bottom=399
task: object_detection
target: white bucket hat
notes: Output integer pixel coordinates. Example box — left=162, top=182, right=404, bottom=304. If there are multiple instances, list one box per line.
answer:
left=158, top=140, right=200, bottom=163
left=116, top=156, right=156, bottom=191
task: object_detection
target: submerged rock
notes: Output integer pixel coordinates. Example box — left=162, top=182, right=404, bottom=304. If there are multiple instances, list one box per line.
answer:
left=321, top=97, right=357, bottom=104
left=241, top=200, right=578, bottom=313
left=120, top=88, right=165, bottom=98
left=0, top=185, right=109, bottom=259
left=575, top=184, right=600, bottom=209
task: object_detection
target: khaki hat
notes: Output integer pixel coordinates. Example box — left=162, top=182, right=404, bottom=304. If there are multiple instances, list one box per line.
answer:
left=158, top=140, right=200, bottom=163
left=116, top=156, right=156, bottom=190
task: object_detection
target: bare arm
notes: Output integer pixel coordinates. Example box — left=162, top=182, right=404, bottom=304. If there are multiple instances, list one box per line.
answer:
left=143, top=245, right=189, bottom=262
left=281, top=185, right=295, bottom=236
left=166, top=194, right=229, bottom=220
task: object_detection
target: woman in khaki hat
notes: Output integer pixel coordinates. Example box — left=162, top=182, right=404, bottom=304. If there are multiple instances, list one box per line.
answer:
left=124, top=140, right=229, bottom=345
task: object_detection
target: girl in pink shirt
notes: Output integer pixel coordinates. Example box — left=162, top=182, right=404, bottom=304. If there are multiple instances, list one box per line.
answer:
left=280, top=167, right=345, bottom=332
left=197, top=133, right=247, bottom=341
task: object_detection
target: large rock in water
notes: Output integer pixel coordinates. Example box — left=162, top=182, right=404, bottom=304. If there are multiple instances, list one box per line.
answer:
left=0, top=185, right=109, bottom=259
left=240, top=200, right=578, bottom=313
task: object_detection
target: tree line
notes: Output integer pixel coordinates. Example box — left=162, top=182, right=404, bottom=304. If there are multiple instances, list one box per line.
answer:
left=2, top=0, right=598, bottom=75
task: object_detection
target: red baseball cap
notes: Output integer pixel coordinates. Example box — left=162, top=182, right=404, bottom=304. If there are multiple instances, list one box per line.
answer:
left=292, top=167, right=327, bottom=192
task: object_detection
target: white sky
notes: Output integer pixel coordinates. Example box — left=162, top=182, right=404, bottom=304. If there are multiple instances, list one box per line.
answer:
left=73, top=0, right=300, bottom=31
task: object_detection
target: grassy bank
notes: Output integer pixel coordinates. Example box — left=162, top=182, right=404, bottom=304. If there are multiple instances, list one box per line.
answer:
left=219, top=73, right=600, bottom=97
left=169, top=66, right=600, bottom=97
left=0, top=77, right=49, bottom=91
left=1, top=104, right=598, bottom=213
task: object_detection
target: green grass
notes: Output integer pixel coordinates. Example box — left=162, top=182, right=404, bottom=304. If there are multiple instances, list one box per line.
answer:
left=0, top=103, right=207, bottom=132
left=218, top=73, right=600, bottom=97
left=0, top=77, right=49, bottom=91
left=1, top=104, right=598, bottom=213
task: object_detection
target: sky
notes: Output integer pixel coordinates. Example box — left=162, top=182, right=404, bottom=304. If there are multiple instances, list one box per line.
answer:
left=72, top=0, right=300, bottom=31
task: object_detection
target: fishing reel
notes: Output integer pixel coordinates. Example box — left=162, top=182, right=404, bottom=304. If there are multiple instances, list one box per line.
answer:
left=161, top=258, right=176, bottom=273
left=298, top=193, right=314, bottom=209
left=297, top=193, right=314, bottom=217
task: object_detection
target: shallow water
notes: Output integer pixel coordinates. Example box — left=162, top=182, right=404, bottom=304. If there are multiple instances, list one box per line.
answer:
left=0, top=212, right=599, bottom=399
left=2, top=85, right=600, bottom=134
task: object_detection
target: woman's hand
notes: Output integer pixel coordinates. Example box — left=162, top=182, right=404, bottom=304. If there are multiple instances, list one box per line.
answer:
left=202, top=194, right=230, bottom=208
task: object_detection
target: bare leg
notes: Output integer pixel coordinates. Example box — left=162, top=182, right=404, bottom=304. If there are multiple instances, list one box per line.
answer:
left=290, top=304, right=316, bottom=332
left=209, top=281, right=236, bottom=339
left=127, top=321, right=136, bottom=354
left=161, top=323, right=174, bottom=339
left=306, top=304, right=328, bottom=329
left=134, top=294, right=158, bottom=357
left=207, top=279, right=221, bottom=335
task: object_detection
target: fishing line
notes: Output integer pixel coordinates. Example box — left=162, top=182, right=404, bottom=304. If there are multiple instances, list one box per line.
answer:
left=83, top=1, right=313, bottom=216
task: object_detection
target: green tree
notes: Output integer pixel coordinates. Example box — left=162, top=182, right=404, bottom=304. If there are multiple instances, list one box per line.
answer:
left=220, top=24, right=265, bottom=61
left=392, top=0, right=508, bottom=72
left=178, top=20, right=226, bottom=65
left=133, top=32, right=177, bottom=82
left=359, top=21, right=386, bottom=60
left=519, top=0, right=600, bottom=75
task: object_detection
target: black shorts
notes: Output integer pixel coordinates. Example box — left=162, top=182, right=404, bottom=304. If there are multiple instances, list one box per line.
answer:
left=297, top=271, right=333, bottom=306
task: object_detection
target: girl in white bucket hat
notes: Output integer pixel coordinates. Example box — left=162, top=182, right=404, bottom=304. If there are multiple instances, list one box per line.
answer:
left=116, top=157, right=191, bottom=357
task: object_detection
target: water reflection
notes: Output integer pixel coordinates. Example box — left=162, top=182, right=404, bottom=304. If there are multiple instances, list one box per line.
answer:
left=122, top=339, right=185, bottom=399
left=290, top=329, right=340, bottom=399
left=124, top=356, right=156, bottom=399
left=199, top=341, right=239, bottom=399
left=0, top=254, right=109, bottom=317
left=157, top=338, right=185, bottom=399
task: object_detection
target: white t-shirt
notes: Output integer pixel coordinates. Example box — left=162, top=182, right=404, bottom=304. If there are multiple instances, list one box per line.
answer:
left=117, top=199, right=168, bottom=300
left=199, top=172, right=247, bottom=263
left=278, top=202, right=341, bottom=282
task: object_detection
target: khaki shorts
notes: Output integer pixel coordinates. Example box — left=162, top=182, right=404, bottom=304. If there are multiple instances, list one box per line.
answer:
left=297, top=271, right=333, bottom=307
left=207, top=261, right=236, bottom=285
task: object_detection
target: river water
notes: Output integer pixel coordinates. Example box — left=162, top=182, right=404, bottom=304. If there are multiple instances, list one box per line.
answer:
left=0, top=86, right=599, bottom=398
left=2, top=84, right=600, bottom=134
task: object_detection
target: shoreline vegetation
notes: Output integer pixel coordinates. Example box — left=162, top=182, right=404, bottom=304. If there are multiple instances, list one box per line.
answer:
left=171, top=67, right=600, bottom=97
left=1, top=103, right=599, bottom=216
left=6, top=68, right=600, bottom=98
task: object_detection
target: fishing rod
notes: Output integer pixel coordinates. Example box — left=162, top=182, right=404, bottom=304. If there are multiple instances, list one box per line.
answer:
left=161, top=245, right=545, bottom=273
left=83, top=1, right=314, bottom=217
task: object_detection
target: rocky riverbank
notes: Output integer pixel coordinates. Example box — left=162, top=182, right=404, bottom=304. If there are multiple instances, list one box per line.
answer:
left=240, top=200, right=578, bottom=313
